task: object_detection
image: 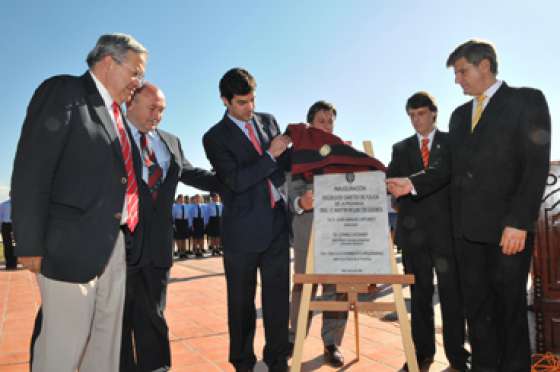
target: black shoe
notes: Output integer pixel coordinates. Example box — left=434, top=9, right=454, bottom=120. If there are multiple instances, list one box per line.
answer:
left=323, top=344, right=344, bottom=367
left=398, top=357, right=434, bottom=372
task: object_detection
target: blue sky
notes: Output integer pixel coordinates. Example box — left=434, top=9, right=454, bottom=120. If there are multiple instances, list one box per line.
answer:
left=1, top=0, right=558, bottom=200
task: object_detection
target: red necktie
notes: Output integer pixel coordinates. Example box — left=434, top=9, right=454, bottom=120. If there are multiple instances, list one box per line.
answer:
left=112, top=102, right=139, bottom=232
left=245, top=122, right=276, bottom=208
left=140, top=133, right=163, bottom=201
left=421, top=137, right=430, bottom=169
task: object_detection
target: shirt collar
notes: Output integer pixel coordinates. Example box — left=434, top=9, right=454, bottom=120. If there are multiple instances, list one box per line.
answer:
left=89, top=70, right=114, bottom=108
left=416, top=126, right=437, bottom=143
left=227, top=112, right=253, bottom=130
left=127, top=119, right=158, bottom=141
left=476, top=79, right=502, bottom=103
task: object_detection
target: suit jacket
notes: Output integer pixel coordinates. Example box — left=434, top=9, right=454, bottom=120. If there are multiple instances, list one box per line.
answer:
left=130, top=128, right=218, bottom=268
left=413, top=83, right=551, bottom=244
left=387, top=130, right=452, bottom=249
left=203, top=112, right=290, bottom=253
left=11, top=72, right=139, bottom=283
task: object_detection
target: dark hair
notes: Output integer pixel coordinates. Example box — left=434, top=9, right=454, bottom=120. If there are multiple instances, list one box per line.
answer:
left=219, top=68, right=256, bottom=102
left=306, top=100, right=337, bottom=123
left=446, top=39, right=498, bottom=74
left=406, top=91, right=438, bottom=113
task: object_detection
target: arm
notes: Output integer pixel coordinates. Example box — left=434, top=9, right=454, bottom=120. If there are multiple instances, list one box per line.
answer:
left=504, top=89, right=551, bottom=231
left=288, top=176, right=313, bottom=214
left=11, top=77, right=72, bottom=261
left=175, top=139, right=221, bottom=192
left=203, top=130, right=282, bottom=193
left=386, top=143, right=413, bottom=198
left=501, top=89, right=551, bottom=255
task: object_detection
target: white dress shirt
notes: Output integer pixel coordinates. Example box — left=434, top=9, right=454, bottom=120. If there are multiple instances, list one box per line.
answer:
left=471, top=79, right=503, bottom=119
left=416, top=127, right=437, bottom=150
left=89, top=71, right=129, bottom=224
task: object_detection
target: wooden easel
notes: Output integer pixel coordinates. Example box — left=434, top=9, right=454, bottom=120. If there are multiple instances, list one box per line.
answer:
left=290, top=141, right=419, bottom=372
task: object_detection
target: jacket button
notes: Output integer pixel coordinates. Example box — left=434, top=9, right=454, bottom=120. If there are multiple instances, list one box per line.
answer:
left=114, top=213, right=122, bottom=220
left=466, top=172, right=473, bottom=179
left=121, top=177, right=127, bottom=184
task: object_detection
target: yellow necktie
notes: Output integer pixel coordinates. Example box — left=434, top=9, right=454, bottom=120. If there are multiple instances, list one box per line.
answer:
left=471, top=94, right=486, bottom=131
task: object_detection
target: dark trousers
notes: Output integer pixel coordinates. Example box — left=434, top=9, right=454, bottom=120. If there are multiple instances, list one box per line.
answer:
left=120, top=265, right=171, bottom=372
left=2, top=222, right=16, bottom=269
left=455, top=237, right=533, bottom=372
left=402, top=232, right=469, bottom=368
left=223, top=206, right=290, bottom=372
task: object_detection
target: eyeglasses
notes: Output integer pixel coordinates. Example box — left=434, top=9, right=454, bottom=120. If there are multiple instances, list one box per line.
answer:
left=112, top=56, right=145, bottom=85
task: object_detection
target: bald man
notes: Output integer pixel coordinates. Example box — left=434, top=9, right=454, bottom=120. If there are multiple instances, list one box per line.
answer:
left=121, top=83, right=219, bottom=372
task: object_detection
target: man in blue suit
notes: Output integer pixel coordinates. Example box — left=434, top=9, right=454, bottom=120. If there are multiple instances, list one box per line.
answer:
left=203, top=68, right=291, bottom=372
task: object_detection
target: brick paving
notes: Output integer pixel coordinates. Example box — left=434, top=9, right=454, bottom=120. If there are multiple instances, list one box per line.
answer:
left=0, top=254, right=452, bottom=371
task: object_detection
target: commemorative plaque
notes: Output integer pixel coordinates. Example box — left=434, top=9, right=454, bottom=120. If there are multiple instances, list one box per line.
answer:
left=313, top=171, right=390, bottom=274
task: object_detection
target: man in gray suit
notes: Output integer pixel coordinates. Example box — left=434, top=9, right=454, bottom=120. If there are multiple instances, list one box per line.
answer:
left=12, top=33, right=147, bottom=372
left=288, top=101, right=346, bottom=367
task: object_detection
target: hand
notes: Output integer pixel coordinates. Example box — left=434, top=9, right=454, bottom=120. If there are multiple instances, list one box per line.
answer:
left=298, top=190, right=314, bottom=211
left=19, top=256, right=42, bottom=273
left=500, top=226, right=527, bottom=255
left=386, top=177, right=413, bottom=198
left=268, top=135, right=292, bottom=158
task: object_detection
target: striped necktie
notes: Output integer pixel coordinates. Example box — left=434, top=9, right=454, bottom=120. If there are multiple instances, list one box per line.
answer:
left=112, top=102, right=139, bottom=232
left=140, top=133, right=163, bottom=200
left=421, top=137, right=430, bottom=169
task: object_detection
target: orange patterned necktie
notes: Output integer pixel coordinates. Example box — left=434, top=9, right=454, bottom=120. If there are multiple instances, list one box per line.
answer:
left=421, top=137, right=430, bottom=169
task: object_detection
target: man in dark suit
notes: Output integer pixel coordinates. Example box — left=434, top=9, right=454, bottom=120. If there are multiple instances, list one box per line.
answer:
left=203, top=68, right=291, bottom=372
left=120, top=82, right=219, bottom=372
left=387, top=92, right=469, bottom=372
left=388, top=40, right=551, bottom=372
left=11, top=33, right=147, bottom=372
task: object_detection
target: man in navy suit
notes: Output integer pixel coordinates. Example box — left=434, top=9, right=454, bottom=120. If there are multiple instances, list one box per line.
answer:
left=203, top=68, right=291, bottom=372
left=12, top=33, right=147, bottom=372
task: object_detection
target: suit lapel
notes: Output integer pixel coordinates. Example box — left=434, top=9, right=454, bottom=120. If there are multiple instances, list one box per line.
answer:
left=221, top=114, right=259, bottom=156
left=472, top=82, right=509, bottom=134
left=123, top=118, right=143, bottom=182
left=156, top=130, right=179, bottom=182
left=430, top=131, right=443, bottom=160
left=406, top=135, right=424, bottom=171
left=253, top=115, right=270, bottom=147
left=81, top=73, right=126, bottom=171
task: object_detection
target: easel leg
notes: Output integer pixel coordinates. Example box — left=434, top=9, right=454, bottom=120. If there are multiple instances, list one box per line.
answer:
left=353, top=305, right=360, bottom=361
left=389, top=233, right=419, bottom=372
left=291, top=227, right=317, bottom=372
left=291, top=283, right=312, bottom=372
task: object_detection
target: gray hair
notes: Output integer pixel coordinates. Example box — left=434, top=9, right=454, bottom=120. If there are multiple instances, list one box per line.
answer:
left=446, top=39, right=498, bottom=75
left=86, top=33, right=147, bottom=68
